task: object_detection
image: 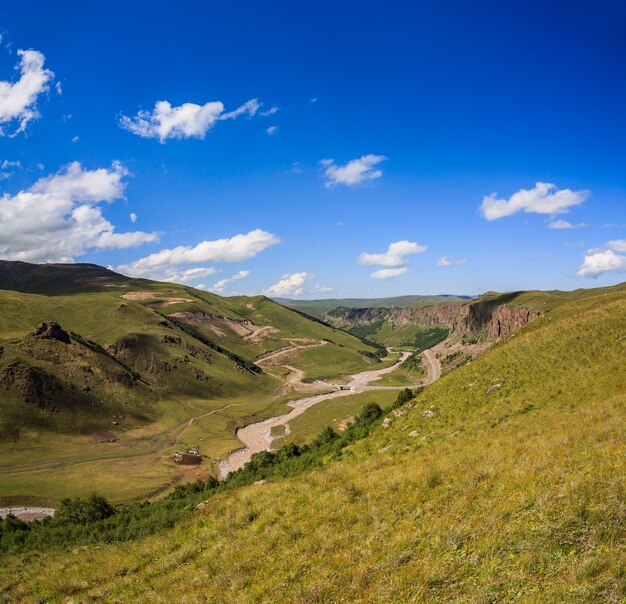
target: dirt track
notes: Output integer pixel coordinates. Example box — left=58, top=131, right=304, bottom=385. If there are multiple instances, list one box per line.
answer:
left=0, top=507, right=55, bottom=522
left=219, top=348, right=441, bottom=477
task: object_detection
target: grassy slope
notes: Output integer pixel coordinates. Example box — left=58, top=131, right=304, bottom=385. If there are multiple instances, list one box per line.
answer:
left=3, top=285, right=624, bottom=602
left=0, top=263, right=383, bottom=503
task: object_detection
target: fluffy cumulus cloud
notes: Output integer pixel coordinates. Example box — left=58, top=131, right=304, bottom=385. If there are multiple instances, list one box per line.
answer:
left=209, top=270, right=250, bottom=294
left=151, top=266, right=220, bottom=285
left=117, top=230, right=279, bottom=280
left=263, top=272, right=311, bottom=297
left=0, top=161, right=159, bottom=263
left=577, top=248, right=626, bottom=278
left=359, top=240, right=427, bottom=268
left=321, top=154, right=387, bottom=187
left=480, top=182, right=590, bottom=221
left=608, top=239, right=626, bottom=253
left=548, top=219, right=587, bottom=230
left=0, top=49, right=55, bottom=136
left=437, top=256, right=466, bottom=267
left=359, top=240, right=427, bottom=279
left=119, top=98, right=259, bottom=142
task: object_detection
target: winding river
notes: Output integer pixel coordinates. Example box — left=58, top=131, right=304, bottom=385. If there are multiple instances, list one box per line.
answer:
left=219, top=350, right=439, bottom=477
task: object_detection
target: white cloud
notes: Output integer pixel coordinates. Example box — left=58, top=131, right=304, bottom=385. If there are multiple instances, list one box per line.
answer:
left=438, top=256, right=466, bottom=267
left=209, top=270, right=250, bottom=294
left=608, top=239, right=626, bottom=253
left=321, top=154, right=387, bottom=187
left=30, top=160, right=128, bottom=202
left=119, top=98, right=259, bottom=142
left=266, top=126, right=278, bottom=135
left=311, top=284, right=332, bottom=294
left=548, top=219, right=587, bottom=229
left=0, top=49, right=54, bottom=136
left=0, top=159, right=21, bottom=180
left=371, top=267, right=409, bottom=280
left=359, top=240, right=426, bottom=279
left=71, top=135, right=79, bottom=143
left=359, top=240, right=427, bottom=268
left=129, top=212, right=137, bottom=223
left=577, top=248, right=626, bottom=278
left=480, top=182, right=590, bottom=221
left=0, top=161, right=159, bottom=262
left=263, top=272, right=311, bottom=297
left=117, top=229, right=279, bottom=279
left=1, top=159, right=21, bottom=170
left=55, top=81, right=62, bottom=95
left=94, top=230, right=159, bottom=249
left=260, top=106, right=278, bottom=116
left=165, top=267, right=219, bottom=284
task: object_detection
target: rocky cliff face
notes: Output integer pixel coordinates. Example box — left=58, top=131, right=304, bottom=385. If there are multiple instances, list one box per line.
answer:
left=463, top=301, right=539, bottom=340
left=327, top=298, right=540, bottom=342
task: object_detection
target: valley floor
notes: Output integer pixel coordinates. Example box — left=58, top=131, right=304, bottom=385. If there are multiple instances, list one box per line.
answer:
left=0, top=342, right=414, bottom=507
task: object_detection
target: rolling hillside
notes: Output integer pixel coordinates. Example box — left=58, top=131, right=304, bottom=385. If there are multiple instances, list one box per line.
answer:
left=0, top=261, right=385, bottom=504
left=1, top=281, right=624, bottom=602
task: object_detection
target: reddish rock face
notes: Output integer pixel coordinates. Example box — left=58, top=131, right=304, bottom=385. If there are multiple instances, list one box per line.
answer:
left=327, top=300, right=539, bottom=343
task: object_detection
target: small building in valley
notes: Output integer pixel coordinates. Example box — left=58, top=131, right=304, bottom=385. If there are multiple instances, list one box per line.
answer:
left=173, top=448, right=202, bottom=465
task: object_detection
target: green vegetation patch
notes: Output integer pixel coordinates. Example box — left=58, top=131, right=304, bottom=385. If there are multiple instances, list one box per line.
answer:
left=407, top=326, right=449, bottom=352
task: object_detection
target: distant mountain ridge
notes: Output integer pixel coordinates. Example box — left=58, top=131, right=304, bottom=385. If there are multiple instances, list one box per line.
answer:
left=275, top=294, right=474, bottom=321
left=284, top=284, right=626, bottom=348
left=0, top=260, right=134, bottom=295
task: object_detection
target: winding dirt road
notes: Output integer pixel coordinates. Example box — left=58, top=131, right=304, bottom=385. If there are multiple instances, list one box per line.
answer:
left=422, top=349, right=441, bottom=382
left=219, top=348, right=441, bottom=477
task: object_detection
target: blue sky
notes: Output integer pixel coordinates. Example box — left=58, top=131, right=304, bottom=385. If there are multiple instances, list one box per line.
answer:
left=1, top=1, right=625, bottom=297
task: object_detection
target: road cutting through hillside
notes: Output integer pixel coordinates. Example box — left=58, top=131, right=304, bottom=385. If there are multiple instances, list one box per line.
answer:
left=219, top=348, right=441, bottom=477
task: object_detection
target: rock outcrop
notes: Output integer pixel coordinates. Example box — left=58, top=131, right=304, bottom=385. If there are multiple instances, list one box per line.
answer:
left=326, top=297, right=540, bottom=343
left=32, top=322, right=71, bottom=344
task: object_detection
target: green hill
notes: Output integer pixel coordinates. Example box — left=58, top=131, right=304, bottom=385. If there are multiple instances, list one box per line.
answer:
left=0, top=261, right=386, bottom=504
left=1, top=281, right=624, bottom=602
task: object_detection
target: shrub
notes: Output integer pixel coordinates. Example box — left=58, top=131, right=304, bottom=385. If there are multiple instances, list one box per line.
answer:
left=54, top=494, right=116, bottom=525
left=390, top=388, right=414, bottom=410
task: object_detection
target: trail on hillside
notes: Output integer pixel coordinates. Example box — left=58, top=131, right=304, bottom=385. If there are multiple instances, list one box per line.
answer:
left=254, top=340, right=328, bottom=365
left=219, top=348, right=441, bottom=477
left=422, top=349, right=441, bottom=382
